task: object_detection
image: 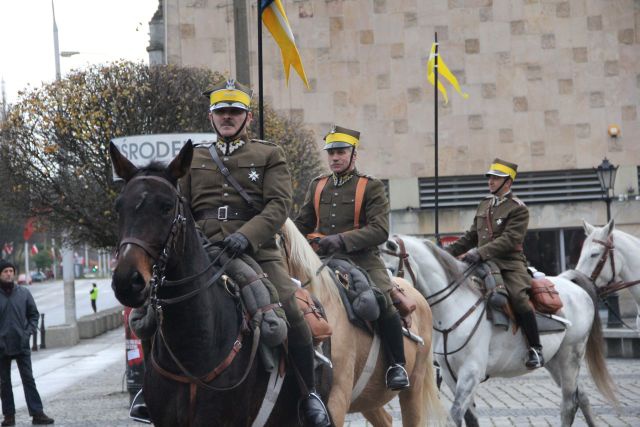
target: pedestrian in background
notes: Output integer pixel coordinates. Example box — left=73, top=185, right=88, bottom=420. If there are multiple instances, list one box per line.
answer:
left=0, top=260, right=54, bottom=426
left=89, top=283, right=98, bottom=314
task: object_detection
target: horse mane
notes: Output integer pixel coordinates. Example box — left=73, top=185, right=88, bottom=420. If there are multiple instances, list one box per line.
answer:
left=422, top=239, right=466, bottom=284
left=280, top=219, right=342, bottom=307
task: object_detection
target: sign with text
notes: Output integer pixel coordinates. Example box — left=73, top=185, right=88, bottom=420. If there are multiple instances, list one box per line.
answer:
left=111, top=133, right=217, bottom=180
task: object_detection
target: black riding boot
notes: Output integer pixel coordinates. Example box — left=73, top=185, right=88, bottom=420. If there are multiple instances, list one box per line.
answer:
left=289, top=343, right=331, bottom=427
left=517, top=310, right=544, bottom=369
left=129, top=388, right=151, bottom=424
left=378, top=311, right=410, bottom=390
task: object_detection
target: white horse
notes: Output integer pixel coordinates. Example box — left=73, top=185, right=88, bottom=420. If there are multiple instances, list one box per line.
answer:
left=381, top=236, right=617, bottom=427
left=577, top=219, right=640, bottom=331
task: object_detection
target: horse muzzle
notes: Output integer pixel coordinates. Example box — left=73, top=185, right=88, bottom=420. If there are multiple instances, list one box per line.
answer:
left=111, top=245, right=153, bottom=308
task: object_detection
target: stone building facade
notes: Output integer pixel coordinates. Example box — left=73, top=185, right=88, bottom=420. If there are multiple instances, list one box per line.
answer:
left=150, top=0, right=640, bottom=278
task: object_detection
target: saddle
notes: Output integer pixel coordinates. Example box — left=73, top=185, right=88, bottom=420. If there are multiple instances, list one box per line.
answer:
left=477, top=261, right=567, bottom=334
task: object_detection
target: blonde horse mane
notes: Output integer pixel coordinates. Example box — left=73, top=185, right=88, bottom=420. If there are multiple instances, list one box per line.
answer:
left=280, top=219, right=342, bottom=307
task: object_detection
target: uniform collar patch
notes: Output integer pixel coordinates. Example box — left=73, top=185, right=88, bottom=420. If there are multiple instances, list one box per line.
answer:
left=216, top=138, right=245, bottom=156
left=332, top=171, right=355, bottom=187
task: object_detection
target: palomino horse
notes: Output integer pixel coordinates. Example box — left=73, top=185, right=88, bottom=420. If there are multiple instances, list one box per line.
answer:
left=110, top=142, right=300, bottom=426
left=577, top=220, right=640, bottom=331
left=381, top=236, right=617, bottom=427
left=280, top=220, right=446, bottom=426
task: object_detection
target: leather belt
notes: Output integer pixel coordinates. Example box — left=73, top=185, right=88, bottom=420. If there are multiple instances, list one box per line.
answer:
left=193, top=206, right=255, bottom=222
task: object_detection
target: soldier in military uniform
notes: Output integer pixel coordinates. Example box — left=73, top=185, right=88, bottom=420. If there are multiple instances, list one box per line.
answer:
left=445, top=158, right=544, bottom=369
left=179, top=79, right=331, bottom=427
left=294, top=125, right=410, bottom=390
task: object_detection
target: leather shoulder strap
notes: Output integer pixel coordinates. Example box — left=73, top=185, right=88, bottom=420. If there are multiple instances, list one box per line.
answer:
left=313, top=177, right=330, bottom=231
left=353, top=177, right=369, bottom=229
left=485, top=201, right=494, bottom=240
left=207, top=145, right=260, bottom=211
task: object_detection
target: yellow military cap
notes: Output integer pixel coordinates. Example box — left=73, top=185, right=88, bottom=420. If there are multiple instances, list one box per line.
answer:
left=323, top=125, right=360, bottom=150
left=202, top=78, right=253, bottom=111
left=485, top=158, right=518, bottom=180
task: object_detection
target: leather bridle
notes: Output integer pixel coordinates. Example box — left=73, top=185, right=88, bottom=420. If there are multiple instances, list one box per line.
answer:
left=589, top=234, right=640, bottom=299
left=383, top=236, right=486, bottom=382
left=381, top=236, right=418, bottom=285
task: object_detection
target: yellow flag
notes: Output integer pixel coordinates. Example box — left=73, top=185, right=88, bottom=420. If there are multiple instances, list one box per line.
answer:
left=427, top=43, right=469, bottom=104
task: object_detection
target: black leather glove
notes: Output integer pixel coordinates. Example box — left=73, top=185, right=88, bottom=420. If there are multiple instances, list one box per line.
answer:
left=462, top=248, right=481, bottom=264
left=317, top=234, right=345, bottom=255
left=223, top=232, right=249, bottom=255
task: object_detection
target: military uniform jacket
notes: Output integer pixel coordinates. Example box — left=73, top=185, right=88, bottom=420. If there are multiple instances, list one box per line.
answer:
left=179, top=138, right=293, bottom=262
left=447, top=192, right=529, bottom=271
left=294, top=171, right=389, bottom=271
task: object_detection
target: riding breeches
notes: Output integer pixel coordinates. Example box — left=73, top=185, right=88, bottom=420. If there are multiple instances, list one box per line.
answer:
left=259, top=258, right=313, bottom=348
left=366, top=267, right=397, bottom=316
left=501, top=269, right=532, bottom=314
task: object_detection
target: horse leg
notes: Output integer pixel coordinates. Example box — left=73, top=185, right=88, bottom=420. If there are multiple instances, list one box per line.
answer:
left=545, top=350, right=594, bottom=426
left=463, top=400, right=480, bottom=427
left=442, top=368, right=481, bottom=427
left=361, top=407, right=393, bottom=427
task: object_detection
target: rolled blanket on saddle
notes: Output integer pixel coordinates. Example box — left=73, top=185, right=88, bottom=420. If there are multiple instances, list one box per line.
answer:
left=204, top=244, right=288, bottom=348
left=327, top=258, right=380, bottom=322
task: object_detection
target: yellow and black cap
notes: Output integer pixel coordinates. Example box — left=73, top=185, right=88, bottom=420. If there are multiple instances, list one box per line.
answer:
left=485, top=158, right=518, bottom=181
left=323, top=125, right=360, bottom=150
left=202, top=78, right=253, bottom=112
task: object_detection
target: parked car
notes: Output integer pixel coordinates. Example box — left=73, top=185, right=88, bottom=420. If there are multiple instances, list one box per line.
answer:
left=31, top=271, right=47, bottom=282
left=17, top=274, right=32, bottom=285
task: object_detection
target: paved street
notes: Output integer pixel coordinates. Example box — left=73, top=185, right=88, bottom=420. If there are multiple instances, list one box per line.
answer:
left=1, top=324, right=637, bottom=426
left=27, top=277, right=121, bottom=327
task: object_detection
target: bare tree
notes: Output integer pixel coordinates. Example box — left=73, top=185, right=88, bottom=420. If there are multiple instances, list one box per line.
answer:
left=0, top=62, right=321, bottom=249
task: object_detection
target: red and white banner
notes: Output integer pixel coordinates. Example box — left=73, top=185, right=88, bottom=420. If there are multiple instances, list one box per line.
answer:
left=31, top=244, right=39, bottom=255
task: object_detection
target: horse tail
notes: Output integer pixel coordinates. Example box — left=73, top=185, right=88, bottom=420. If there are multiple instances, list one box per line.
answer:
left=421, top=342, right=449, bottom=426
left=561, top=269, right=618, bottom=406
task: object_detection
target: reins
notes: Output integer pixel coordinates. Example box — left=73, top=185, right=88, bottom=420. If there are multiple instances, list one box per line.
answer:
left=385, top=238, right=488, bottom=382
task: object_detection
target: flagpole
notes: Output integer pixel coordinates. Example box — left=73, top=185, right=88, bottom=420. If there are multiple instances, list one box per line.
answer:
left=257, top=0, right=265, bottom=140
left=434, top=32, right=441, bottom=246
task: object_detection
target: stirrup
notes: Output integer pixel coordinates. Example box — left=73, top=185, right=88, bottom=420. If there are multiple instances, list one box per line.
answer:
left=525, top=346, right=544, bottom=369
left=385, top=363, right=410, bottom=391
left=129, top=388, right=152, bottom=424
left=298, top=391, right=331, bottom=427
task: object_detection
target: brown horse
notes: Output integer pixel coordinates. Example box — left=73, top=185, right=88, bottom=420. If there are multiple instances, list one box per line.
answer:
left=110, top=141, right=301, bottom=426
left=280, top=219, right=446, bottom=426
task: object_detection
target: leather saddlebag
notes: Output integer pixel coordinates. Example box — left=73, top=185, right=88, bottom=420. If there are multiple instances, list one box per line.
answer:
left=295, top=288, right=332, bottom=345
left=529, top=278, right=563, bottom=314
left=389, top=281, right=417, bottom=317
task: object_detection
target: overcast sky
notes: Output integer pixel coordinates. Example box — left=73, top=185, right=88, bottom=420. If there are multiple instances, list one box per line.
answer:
left=0, top=0, right=158, bottom=104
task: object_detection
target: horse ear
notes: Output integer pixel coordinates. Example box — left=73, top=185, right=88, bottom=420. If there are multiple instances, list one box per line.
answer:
left=110, top=141, right=138, bottom=182
left=582, top=220, right=595, bottom=236
left=167, top=140, right=194, bottom=180
left=604, top=218, right=615, bottom=235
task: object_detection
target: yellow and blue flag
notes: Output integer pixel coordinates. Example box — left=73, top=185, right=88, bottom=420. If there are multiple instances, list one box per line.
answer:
left=427, top=42, right=469, bottom=104
left=261, top=0, right=309, bottom=87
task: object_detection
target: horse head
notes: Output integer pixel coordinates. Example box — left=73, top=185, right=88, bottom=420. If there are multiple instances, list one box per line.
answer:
left=576, top=219, right=618, bottom=286
left=109, top=141, right=194, bottom=308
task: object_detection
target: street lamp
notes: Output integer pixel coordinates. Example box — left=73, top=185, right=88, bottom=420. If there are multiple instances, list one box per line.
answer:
left=595, top=158, right=618, bottom=222
left=594, top=157, right=620, bottom=328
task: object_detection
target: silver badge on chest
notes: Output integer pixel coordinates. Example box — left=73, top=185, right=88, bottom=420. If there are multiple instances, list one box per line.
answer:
left=248, top=168, right=260, bottom=182
left=496, top=218, right=503, bottom=225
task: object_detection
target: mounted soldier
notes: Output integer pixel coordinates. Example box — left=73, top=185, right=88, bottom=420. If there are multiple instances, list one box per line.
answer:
left=294, top=125, right=410, bottom=391
left=445, top=158, right=544, bottom=369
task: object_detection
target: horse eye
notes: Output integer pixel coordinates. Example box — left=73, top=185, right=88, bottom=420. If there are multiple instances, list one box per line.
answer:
left=590, top=252, right=599, bottom=258
left=161, top=201, right=174, bottom=214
